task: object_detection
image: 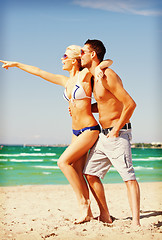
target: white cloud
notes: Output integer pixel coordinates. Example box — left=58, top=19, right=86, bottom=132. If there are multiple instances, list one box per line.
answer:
left=73, top=0, right=162, bottom=16
left=32, top=135, right=41, bottom=139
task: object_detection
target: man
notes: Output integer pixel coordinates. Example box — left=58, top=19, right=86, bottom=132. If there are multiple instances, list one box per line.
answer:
left=81, top=39, right=140, bottom=226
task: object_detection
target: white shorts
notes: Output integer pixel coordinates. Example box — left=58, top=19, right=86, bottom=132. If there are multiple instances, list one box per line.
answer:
left=83, top=129, right=136, bottom=182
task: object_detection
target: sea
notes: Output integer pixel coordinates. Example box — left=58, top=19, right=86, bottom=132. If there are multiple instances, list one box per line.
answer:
left=0, top=145, right=161, bottom=186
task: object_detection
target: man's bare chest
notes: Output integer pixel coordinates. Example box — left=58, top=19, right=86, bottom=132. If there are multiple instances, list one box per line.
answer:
left=93, top=81, right=111, bottom=101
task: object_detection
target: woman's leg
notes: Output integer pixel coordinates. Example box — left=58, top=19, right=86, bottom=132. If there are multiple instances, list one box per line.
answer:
left=72, top=153, right=93, bottom=221
left=72, top=152, right=89, bottom=200
left=57, top=130, right=99, bottom=223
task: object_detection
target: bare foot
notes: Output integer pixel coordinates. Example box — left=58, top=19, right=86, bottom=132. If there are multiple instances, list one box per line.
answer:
left=96, top=214, right=114, bottom=223
left=74, top=200, right=93, bottom=224
left=74, top=215, right=92, bottom=224
left=131, top=224, right=141, bottom=232
left=131, top=220, right=141, bottom=227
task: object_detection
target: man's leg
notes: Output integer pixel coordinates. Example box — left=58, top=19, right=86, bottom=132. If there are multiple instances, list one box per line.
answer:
left=107, top=131, right=140, bottom=225
left=125, top=180, right=140, bottom=226
left=85, top=174, right=112, bottom=223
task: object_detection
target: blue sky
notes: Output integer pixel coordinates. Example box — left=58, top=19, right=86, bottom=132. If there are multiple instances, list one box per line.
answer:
left=0, top=0, right=161, bottom=145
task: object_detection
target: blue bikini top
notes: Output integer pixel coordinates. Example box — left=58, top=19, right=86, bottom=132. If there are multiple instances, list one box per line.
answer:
left=63, top=72, right=91, bottom=102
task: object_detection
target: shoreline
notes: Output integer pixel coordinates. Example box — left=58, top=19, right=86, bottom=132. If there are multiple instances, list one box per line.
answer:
left=0, top=182, right=161, bottom=240
left=1, top=144, right=162, bottom=148
left=0, top=180, right=161, bottom=188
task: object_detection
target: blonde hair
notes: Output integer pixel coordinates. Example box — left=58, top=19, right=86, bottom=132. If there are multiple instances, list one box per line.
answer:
left=65, top=45, right=81, bottom=59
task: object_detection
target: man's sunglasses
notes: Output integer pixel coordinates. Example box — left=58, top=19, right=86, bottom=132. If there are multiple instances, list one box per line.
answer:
left=81, top=49, right=92, bottom=56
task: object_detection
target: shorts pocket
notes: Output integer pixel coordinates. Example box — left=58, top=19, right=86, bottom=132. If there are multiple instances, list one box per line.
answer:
left=110, top=138, right=125, bottom=159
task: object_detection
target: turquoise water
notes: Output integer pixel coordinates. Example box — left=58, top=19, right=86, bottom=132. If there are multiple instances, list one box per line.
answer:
left=0, top=145, right=161, bottom=186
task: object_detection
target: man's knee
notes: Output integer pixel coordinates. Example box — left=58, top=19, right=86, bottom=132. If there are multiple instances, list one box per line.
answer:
left=125, top=179, right=139, bottom=189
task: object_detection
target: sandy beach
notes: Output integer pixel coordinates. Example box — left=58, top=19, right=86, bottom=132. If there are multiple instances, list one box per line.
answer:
left=0, top=182, right=161, bottom=240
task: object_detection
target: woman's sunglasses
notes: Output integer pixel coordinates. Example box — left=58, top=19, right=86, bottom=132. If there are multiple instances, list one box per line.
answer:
left=62, top=54, right=68, bottom=59
left=80, top=49, right=85, bottom=56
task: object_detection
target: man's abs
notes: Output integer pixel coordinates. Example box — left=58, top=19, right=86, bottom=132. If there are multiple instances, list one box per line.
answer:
left=97, top=101, right=123, bottom=129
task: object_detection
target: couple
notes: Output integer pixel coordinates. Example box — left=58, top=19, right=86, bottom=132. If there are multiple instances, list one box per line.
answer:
left=0, top=39, right=140, bottom=226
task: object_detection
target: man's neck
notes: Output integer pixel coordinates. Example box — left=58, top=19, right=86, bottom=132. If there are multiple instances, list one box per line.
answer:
left=88, top=59, right=100, bottom=76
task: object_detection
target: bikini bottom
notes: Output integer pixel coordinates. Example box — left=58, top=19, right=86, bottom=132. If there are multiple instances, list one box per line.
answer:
left=72, top=124, right=101, bottom=137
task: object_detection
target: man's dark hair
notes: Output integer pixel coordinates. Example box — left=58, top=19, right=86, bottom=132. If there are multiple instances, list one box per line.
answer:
left=84, top=39, right=106, bottom=62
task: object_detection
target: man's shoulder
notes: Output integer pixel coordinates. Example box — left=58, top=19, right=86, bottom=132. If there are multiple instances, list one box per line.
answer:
left=103, top=68, right=123, bottom=88
left=104, top=68, right=116, bottom=76
left=103, top=68, right=118, bottom=83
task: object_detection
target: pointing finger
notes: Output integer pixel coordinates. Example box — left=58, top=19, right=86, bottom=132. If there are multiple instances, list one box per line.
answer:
left=0, top=60, right=6, bottom=63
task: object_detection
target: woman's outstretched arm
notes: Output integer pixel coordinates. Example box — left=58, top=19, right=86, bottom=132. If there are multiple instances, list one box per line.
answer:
left=0, top=60, right=68, bottom=87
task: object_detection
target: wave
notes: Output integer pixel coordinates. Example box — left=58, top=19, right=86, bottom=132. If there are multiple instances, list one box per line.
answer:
left=0, top=159, right=59, bottom=163
left=50, top=159, right=58, bottom=162
left=133, top=157, right=162, bottom=161
left=3, top=167, right=13, bottom=170
left=10, top=159, right=44, bottom=162
left=34, top=166, right=59, bottom=169
left=42, top=172, right=52, bottom=175
left=109, top=166, right=154, bottom=171
left=0, top=153, right=56, bottom=157
left=134, top=166, right=154, bottom=170
left=148, top=157, right=162, bottom=160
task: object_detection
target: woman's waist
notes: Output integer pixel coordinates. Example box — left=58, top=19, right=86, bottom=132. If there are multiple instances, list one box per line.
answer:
left=71, top=109, right=95, bottom=121
left=72, top=117, right=98, bottom=130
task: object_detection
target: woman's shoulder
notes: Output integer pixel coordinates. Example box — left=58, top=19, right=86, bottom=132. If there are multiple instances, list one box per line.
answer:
left=80, top=68, right=92, bottom=81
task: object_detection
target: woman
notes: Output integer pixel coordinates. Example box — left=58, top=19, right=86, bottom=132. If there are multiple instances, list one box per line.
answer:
left=0, top=45, right=112, bottom=223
